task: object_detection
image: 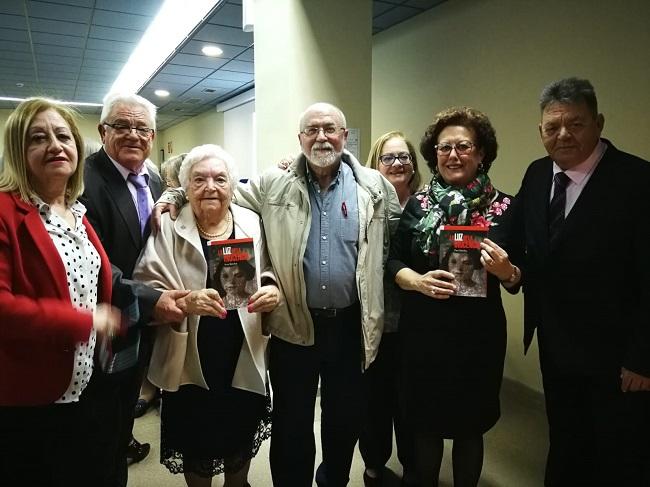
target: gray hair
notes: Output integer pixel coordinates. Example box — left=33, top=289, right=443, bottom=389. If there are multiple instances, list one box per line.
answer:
left=178, top=144, right=239, bottom=194
left=539, top=77, right=598, bottom=117
left=299, top=102, right=347, bottom=131
left=100, top=92, right=157, bottom=130
left=161, top=153, right=186, bottom=187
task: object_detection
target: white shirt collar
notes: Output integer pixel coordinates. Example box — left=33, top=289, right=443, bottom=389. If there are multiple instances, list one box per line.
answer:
left=105, top=149, right=150, bottom=180
left=552, top=139, right=606, bottom=186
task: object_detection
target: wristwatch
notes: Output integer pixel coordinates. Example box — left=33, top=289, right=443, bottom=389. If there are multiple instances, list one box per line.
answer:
left=503, top=265, right=521, bottom=284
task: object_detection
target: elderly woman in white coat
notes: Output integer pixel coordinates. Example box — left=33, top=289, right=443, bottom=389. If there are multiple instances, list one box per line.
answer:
left=134, top=144, right=280, bottom=487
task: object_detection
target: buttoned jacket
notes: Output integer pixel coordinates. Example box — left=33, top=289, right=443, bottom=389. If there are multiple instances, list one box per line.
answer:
left=235, top=150, right=401, bottom=367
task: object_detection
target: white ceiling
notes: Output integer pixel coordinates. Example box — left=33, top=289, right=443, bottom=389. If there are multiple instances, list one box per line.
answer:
left=0, top=0, right=445, bottom=130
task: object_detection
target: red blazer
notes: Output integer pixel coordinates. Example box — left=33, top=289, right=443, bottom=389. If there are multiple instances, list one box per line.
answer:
left=0, top=192, right=113, bottom=406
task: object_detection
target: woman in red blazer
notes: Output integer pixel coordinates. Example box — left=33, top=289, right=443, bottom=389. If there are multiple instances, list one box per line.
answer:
left=0, top=98, right=122, bottom=487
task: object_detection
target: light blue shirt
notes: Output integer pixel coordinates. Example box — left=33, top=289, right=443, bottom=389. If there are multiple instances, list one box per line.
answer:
left=304, top=161, right=359, bottom=309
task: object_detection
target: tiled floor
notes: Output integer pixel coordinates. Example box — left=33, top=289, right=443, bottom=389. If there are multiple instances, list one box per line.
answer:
left=129, top=379, right=547, bottom=486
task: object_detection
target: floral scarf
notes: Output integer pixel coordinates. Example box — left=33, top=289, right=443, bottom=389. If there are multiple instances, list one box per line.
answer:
left=415, top=173, right=502, bottom=256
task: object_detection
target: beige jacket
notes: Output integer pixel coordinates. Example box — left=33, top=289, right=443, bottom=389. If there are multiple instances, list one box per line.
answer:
left=235, top=150, right=401, bottom=367
left=133, top=203, right=274, bottom=395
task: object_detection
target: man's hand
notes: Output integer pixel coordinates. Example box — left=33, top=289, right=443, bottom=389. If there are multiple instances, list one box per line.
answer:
left=152, top=289, right=190, bottom=323
left=151, top=202, right=179, bottom=235
left=621, top=367, right=650, bottom=392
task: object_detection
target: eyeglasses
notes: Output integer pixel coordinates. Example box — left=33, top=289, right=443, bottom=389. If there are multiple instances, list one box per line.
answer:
left=435, top=140, right=475, bottom=156
left=379, top=153, right=412, bottom=166
left=300, top=126, right=345, bottom=138
left=103, top=122, right=155, bottom=138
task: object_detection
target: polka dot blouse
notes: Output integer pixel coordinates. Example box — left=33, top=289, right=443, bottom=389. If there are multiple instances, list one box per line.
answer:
left=33, top=198, right=101, bottom=404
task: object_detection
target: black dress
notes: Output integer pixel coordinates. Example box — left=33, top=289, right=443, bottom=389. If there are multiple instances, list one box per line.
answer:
left=160, top=235, right=271, bottom=477
left=387, top=190, right=514, bottom=438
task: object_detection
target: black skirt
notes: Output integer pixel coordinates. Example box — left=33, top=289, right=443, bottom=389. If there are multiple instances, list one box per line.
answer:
left=160, top=310, right=271, bottom=477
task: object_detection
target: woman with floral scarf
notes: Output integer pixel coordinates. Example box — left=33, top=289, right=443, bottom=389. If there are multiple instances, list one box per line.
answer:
left=387, top=107, right=521, bottom=487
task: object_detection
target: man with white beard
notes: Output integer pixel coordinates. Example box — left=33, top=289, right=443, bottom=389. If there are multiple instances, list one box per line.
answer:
left=153, top=102, right=401, bottom=486
left=237, top=102, right=401, bottom=486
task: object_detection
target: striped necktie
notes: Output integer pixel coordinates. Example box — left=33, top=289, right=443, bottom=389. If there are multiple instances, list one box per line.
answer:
left=548, top=171, right=570, bottom=248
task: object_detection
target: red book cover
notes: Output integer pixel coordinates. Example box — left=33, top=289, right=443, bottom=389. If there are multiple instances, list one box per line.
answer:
left=207, top=238, right=258, bottom=309
left=439, top=226, right=488, bottom=298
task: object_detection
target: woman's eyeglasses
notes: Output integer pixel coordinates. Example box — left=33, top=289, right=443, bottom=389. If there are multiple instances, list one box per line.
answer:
left=435, top=141, right=475, bottom=156
left=379, top=153, right=412, bottom=166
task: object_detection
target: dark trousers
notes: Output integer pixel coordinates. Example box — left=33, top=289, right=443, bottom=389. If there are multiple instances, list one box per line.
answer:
left=359, top=332, right=414, bottom=475
left=110, top=327, right=153, bottom=487
left=541, top=366, right=650, bottom=487
left=0, top=370, right=120, bottom=487
left=269, top=303, right=363, bottom=487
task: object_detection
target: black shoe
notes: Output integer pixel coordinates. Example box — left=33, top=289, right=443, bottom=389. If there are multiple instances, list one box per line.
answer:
left=134, top=394, right=160, bottom=418
left=363, top=469, right=383, bottom=487
left=126, top=438, right=150, bottom=464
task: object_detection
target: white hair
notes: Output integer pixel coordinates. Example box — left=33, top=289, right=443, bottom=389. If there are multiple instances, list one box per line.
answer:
left=178, top=144, right=239, bottom=194
left=100, top=92, right=157, bottom=130
left=299, top=102, right=347, bottom=131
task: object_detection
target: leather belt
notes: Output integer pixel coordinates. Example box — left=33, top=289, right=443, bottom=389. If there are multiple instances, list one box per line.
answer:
left=309, top=302, right=358, bottom=319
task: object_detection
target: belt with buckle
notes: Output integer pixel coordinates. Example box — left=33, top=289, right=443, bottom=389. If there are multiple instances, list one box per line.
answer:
left=309, top=302, right=358, bottom=319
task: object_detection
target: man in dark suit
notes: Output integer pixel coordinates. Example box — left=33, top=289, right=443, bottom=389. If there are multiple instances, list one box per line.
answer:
left=513, top=77, right=650, bottom=486
left=81, top=92, right=187, bottom=487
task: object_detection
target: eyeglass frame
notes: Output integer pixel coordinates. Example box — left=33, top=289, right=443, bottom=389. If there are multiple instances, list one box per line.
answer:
left=434, top=140, right=475, bottom=156
left=103, top=122, right=155, bottom=138
left=379, top=153, right=413, bottom=166
left=300, top=126, right=346, bottom=138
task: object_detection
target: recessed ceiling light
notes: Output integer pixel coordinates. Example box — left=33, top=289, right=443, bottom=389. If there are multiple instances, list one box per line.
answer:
left=15, top=82, right=24, bottom=88
left=155, top=89, right=170, bottom=97
left=202, top=45, right=223, bottom=57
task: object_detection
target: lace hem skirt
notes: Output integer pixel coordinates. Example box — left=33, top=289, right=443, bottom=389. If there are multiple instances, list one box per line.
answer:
left=159, top=385, right=272, bottom=478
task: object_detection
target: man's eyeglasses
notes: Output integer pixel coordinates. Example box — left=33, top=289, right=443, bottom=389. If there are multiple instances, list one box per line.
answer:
left=435, top=140, right=475, bottom=156
left=300, top=126, right=345, bottom=138
left=103, top=122, right=155, bottom=138
left=379, top=153, right=412, bottom=166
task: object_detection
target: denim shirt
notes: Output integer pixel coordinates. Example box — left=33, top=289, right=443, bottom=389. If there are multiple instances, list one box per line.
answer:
left=304, top=161, right=359, bottom=309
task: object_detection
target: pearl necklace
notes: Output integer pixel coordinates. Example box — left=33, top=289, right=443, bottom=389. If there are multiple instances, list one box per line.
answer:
left=196, top=210, right=232, bottom=239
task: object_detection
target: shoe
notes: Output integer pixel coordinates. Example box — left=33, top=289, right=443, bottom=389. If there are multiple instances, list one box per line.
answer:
left=363, top=469, right=383, bottom=487
left=133, top=395, right=160, bottom=418
left=126, top=437, right=150, bottom=464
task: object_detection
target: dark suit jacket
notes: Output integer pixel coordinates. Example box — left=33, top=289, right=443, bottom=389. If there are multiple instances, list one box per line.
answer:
left=514, top=140, right=650, bottom=377
left=81, top=148, right=162, bottom=278
left=80, top=148, right=163, bottom=343
left=0, top=192, right=112, bottom=405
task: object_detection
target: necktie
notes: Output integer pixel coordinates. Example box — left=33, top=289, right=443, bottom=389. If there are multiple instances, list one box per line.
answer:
left=548, top=171, right=570, bottom=248
left=127, top=173, right=150, bottom=236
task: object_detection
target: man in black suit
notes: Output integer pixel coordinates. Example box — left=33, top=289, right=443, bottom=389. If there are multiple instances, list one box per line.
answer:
left=81, top=92, right=187, bottom=487
left=513, top=77, right=650, bottom=486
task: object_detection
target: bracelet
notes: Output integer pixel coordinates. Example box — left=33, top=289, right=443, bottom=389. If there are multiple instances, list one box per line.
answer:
left=502, top=265, right=520, bottom=284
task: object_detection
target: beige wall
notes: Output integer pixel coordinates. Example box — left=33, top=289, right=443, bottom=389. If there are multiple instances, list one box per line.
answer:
left=371, top=0, right=650, bottom=392
left=155, top=108, right=225, bottom=165
left=254, top=0, right=372, bottom=170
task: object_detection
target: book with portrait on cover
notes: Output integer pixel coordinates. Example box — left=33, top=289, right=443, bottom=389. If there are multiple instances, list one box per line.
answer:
left=207, top=237, right=258, bottom=310
left=439, top=225, right=488, bottom=298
